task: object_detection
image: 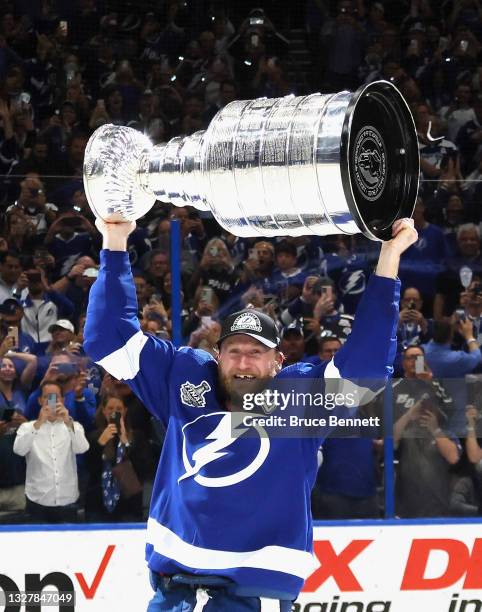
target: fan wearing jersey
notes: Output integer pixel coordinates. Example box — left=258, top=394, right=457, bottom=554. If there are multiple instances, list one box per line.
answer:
left=84, top=218, right=417, bottom=612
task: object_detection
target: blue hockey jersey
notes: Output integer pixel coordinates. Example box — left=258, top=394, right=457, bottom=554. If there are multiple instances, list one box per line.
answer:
left=84, top=250, right=400, bottom=600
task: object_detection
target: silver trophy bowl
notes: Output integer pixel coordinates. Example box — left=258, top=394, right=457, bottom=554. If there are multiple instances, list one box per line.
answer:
left=83, top=80, right=419, bottom=241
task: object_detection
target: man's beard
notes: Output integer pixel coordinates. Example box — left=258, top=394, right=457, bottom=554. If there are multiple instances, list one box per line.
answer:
left=217, top=372, right=272, bottom=411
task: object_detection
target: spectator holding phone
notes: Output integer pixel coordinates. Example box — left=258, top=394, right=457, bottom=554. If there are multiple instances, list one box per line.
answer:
left=190, top=238, right=241, bottom=308
left=0, top=298, right=35, bottom=355
left=452, top=279, right=482, bottom=350
left=6, top=175, right=58, bottom=239
left=424, top=317, right=482, bottom=434
left=434, top=224, right=482, bottom=318
left=31, top=247, right=57, bottom=285
left=24, top=352, right=96, bottom=432
left=394, top=286, right=433, bottom=373
left=390, top=345, right=461, bottom=517
left=398, top=287, right=431, bottom=345
left=423, top=317, right=481, bottom=379
left=182, top=285, right=220, bottom=339
left=239, top=240, right=275, bottom=286
left=14, top=381, right=89, bottom=523
left=85, top=394, right=154, bottom=521
left=282, top=276, right=354, bottom=351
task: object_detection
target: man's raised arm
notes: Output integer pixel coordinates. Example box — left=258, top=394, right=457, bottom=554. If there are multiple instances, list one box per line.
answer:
left=326, top=218, right=418, bottom=384
left=83, top=220, right=176, bottom=426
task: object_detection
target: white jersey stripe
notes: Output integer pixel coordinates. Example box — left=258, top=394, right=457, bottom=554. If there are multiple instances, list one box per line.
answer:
left=260, top=597, right=281, bottom=611
left=147, top=518, right=318, bottom=579
left=324, top=357, right=379, bottom=406
left=96, top=330, right=147, bottom=380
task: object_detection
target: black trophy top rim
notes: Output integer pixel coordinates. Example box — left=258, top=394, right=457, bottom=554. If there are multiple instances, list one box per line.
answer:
left=339, top=80, right=420, bottom=241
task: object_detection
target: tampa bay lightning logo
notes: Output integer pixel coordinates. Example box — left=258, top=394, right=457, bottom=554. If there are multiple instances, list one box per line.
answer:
left=178, top=412, right=270, bottom=488
left=339, top=270, right=366, bottom=295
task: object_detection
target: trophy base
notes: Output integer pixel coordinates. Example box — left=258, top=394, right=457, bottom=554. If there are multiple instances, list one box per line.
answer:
left=340, top=81, right=419, bottom=241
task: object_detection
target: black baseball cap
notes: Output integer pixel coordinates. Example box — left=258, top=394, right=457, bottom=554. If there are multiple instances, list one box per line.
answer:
left=218, top=309, right=280, bottom=349
left=0, top=298, right=23, bottom=315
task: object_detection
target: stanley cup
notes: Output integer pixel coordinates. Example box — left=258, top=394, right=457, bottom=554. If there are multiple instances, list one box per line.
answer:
left=83, top=80, right=419, bottom=241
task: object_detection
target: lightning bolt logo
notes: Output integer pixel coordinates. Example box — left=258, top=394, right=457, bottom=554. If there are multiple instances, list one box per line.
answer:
left=343, top=270, right=365, bottom=295
left=178, top=413, right=270, bottom=488
left=178, top=415, right=246, bottom=482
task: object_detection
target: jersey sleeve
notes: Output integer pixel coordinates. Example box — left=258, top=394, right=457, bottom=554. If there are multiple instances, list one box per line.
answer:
left=83, top=249, right=176, bottom=426
left=324, top=274, right=400, bottom=403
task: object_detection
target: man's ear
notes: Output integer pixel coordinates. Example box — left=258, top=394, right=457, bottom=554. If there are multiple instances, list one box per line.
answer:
left=275, top=351, right=285, bottom=372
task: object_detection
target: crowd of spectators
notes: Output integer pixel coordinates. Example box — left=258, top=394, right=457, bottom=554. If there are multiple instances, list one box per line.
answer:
left=1, top=0, right=482, bottom=523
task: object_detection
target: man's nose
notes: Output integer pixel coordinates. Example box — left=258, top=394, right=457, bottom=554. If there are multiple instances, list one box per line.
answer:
left=237, top=355, right=252, bottom=369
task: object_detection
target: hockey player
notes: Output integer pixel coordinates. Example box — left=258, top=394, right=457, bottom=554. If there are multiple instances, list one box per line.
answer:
left=84, top=217, right=418, bottom=612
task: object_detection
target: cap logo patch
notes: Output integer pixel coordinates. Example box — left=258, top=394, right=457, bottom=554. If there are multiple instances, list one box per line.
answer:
left=231, top=312, right=262, bottom=333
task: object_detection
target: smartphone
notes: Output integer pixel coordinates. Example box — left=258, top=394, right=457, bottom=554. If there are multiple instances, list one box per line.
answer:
left=311, top=279, right=322, bottom=296
left=47, top=392, right=57, bottom=416
left=3, top=408, right=15, bottom=422
left=200, top=287, right=214, bottom=302
left=7, top=326, right=18, bottom=348
left=321, top=286, right=333, bottom=299
left=109, top=411, right=121, bottom=432
left=83, top=267, right=99, bottom=278
left=456, top=308, right=467, bottom=323
left=201, top=316, right=212, bottom=327
left=55, top=362, right=78, bottom=376
left=415, top=354, right=424, bottom=375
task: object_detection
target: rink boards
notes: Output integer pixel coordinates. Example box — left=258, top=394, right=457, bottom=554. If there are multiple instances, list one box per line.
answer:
left=1, top=519, right=482, bottom=612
